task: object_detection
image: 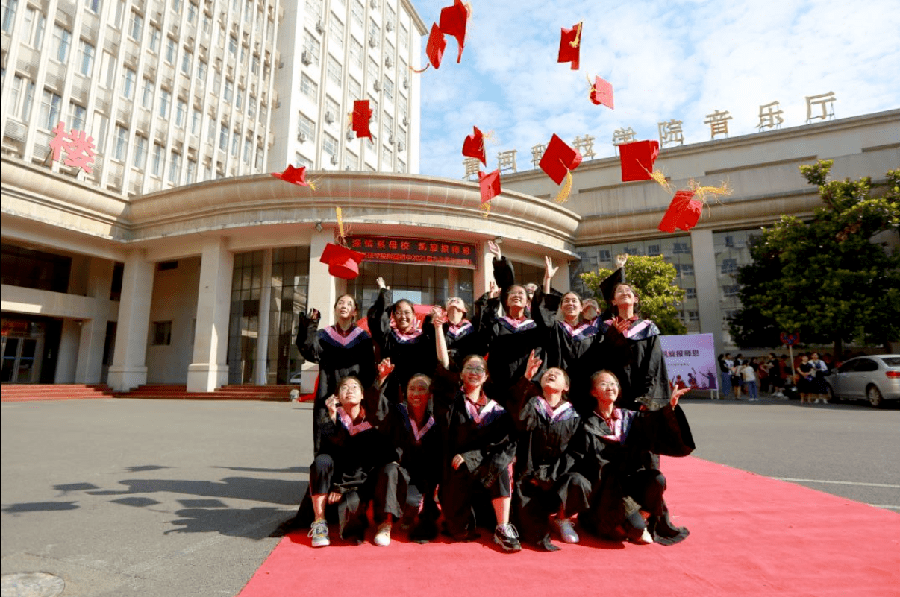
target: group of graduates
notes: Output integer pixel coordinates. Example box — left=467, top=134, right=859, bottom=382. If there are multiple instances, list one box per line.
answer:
left=289, top=244, right=696, bottom=552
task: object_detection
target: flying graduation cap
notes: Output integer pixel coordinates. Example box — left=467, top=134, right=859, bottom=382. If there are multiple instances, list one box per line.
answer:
left=462, top=126, right=487, bottom=165
left=589, top=75, right=614, bottom=109
left=658, top=190, right=703, bottom=233
left=351, top=100, right=373, bottom=139
left=619, top=140, right=660, bottom=182
left=539, top=134, right=582, bottom=202
left=272, top=165, right=314, bottom=188
left=479, top=169, right=501, bottom=204
left=319, top=243, right=366, bottom=280
left=558, top=22, right=583, bottom=70
left=424, top=23, right=447, bottom=70
left=439, top=0, right=469, bottom=63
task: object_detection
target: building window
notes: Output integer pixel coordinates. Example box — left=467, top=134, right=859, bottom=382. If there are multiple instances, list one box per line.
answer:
left=181, top=51, right=192, bottom=76
left=399, top=23, right=408, bottom=49
left=78, top=40, right=95, bottom=77
left=721, top=259, right=738, bottom=274
left=368, top=17, right=379, bottom=44
left=295, top=152, right=313, bottom=168
left=151, top=142, right=164, bottom=176
left=228, top=34, right=238, bottom=58
left=231, top=130, right=239, bottom=157
left=113, top=124, right=128, bottom=160
left=688, top=311, right=699, bottom=321
left=219, top=123, right=228, bottom=150
left=20, top=7, right=44, bottom=48
left=323, top=132, right=337, bottom=157
left=303, top=30, right=320, bottom=65
left=122, top=67, right=136, bottom=99
left=149, top=25, right=160, bottom=53
left=350, top=36, right=363, bottom=69
left=151, top=321, right=172, bottom=346
left=141, top=78, right=154, bottom=109
left=67, top=101, right=86, bottom=131
left=158, top=89, right=171, bottom=118
left=598, top=250, right=611, bottom=262
left=133, top=134, right=147, bottom=169
left=348, top=77, right=361, bottom=101
left=298, top=112, right=315, bottom=141
left=175, top=99, right=186, bottom=128
left=186, top=157, right=197, bottom=182
left=673, top=242, right=690, bottom=254
left=52, top=24, right=72, bottom=62
left=91, top=112, right=107, bottom=152
left=86, top=0, right=101, bottom=14
left=350, top=0, right=363, bottom=27
left=165, top=36, right=177, bottom=63
left=681, top=264, right=694, bottom=276
left=113, top=0, right=124, bottom=26
left=129, top=10, right=142, bottom=41
left=327, top=54, right=342, bottom=85
left=647, top=244, right=660, bottom=256
left=724, top=235, right=735, bottom=248
left=224, top=79, right=233, bottom=103
left=383, top=76, right=393, bottom=102
left=191, top=108, right=201, bottom=135
left=329, top=13, right=344, bottom=42
left=187, top=1, right=197, bottom=23
left=243, top=138, right=251, bottom=164
left=168, top=151, right=181, bottom=184
left=325, top=95, right=339, bottom=123
left=300, top=73, right=318, bottom=101
left=686, top=287, right=697, bottom=299
left=38, top=89, right=62, bottom=129
left=367, top=57, right=378, bottom=85
left=723, top=284, right=740, bottom=297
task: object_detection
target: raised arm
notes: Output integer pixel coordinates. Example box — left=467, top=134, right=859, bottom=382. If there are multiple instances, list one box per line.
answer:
left=366, top=279, right=393, bottom=349
left=295, top=308, right=322, bottom=362
left=433, top=306, right=450, bottom=369
left=543, top=256, right=558, bottom=295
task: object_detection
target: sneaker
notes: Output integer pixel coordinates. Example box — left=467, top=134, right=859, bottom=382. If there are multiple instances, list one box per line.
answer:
left=555, top=518, right=580, bottom=544
left=493, top=523, right=522, bottom=552
left=373, top=522, right=392, bottom=547
left=308, top=520, right=330, bottom=548
left=629, top=528, right=653, bottom=545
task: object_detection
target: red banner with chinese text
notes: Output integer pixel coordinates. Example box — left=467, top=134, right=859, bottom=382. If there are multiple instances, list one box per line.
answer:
left=346, top=236, right=477, bottom=269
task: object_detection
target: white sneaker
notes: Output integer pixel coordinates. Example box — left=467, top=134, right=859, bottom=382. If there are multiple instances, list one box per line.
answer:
left=374, top=522, right=392, bottom=546
left=555, top=518, right=580, bottom=544
left=630, top=528, right=653, bottom=545
left=308, top=519, right=330, bottom=548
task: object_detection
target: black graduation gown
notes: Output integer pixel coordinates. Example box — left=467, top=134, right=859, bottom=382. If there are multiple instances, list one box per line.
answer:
left=296, top=312, right=376, bottom=454
left=578, top=404, right=695, bottom=543
left=366, top=288, right=437, bottom=403
left=432, top=366, right=517, bottom=535
left=532, top=287, right=608, bottom=414
left=316, top=405, right=394, bottom=495
left=508, top=378, right=590, bottom=543
left=595, top=318, right=671, bottom=411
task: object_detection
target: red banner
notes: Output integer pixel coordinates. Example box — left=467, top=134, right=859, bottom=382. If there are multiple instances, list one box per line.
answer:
left=346, top=236, right=477, bottom=269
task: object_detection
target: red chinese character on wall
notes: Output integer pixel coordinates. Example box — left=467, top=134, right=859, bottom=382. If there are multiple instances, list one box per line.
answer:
left=377, top=240, right=385, bottom=249
left=389, top=240, right=398, bottom=249
left=440, top=244, right=449, bottom=253
left=365, top=239, right=374, bottom=248
left=401, top=241, right=410, bottom=250
left=462, top=247, right=471, bottom=255
left=430, top=243, right=438, bottom=252
left=49, top=121, right=96, bottom=174
left=418, top=242, right=427, bottom=251
left=351, top=239, right=361, bottom=247
left=452, top=246, right=460, bottom=254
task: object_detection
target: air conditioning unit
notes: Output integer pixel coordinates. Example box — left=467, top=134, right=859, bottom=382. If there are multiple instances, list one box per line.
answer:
left=325, top=111, right=335, bottom=124
left=402, top=117, right=408, bottom=126
left=346, top=130, right=355, bottom=141
left=388, top=136, right=395, bottom=145
left=397, top=140, right=405, bottom=152
left=386, top=21, right=393, bottom=32
left=370, top=0, right=377, bottom=8
left=384, top=56, right=392, bottom=68
left=330, top=155, right=338, bottom=165
left=316, top=19, right=324, bottom=34
left=300, top=51, right=311, bottom=65
left=298, top=132, right=307, bottom=142
left=402, top=77, right=408, bottom=89
left=368, top=36, right=377, bottom=48
left=373, top=80, right=381, bottom=91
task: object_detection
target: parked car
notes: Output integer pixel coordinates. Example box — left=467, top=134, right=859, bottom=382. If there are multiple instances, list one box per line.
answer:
left=289, top=371, right=303, bottom=385
left=824, top=355, right=900, bottom=407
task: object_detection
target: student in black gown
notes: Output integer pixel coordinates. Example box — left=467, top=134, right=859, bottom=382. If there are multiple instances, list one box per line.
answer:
left=371, top=361, right=442, bottom=546
left=367, top=276, right=437, bottom=404
left=578, top=370, right=694, bottom=545
left=509, top=351, right=592, bottom=551
left=440, top=296, right=488, bottom=371
left=479, top=241, right=554, bottom=405
left=307, top=376, right=393, bottom=547
left=531, top=260, right=607, bottom=416
left=432, top=310, right=521, bottom=552
left=296, top=294, right=376, bottom=454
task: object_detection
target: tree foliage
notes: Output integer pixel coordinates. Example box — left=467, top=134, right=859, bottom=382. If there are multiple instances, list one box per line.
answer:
left=580, top=255, right=687, bottom=335
left=729, top=160, right=900, bottom=353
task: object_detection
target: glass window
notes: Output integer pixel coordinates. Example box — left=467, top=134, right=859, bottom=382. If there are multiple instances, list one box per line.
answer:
left=349, top=36, right=363, bottom=69
left=133, top=134, right=147, bottom=168
left=368, top=57, right=379, bottom=87
left=149, top=26, right=160, bottom=53
left=721, top=258, right=738, bottom=274
left=175, top=99, right=186, bottom=128
left=327, top=54, right=342, bottom=85
left=168, top=151, right=181, bottom=184
left=224, top=79, right=233, bottom=103
left=231, top=130, right=239, bottom=157
left=399, top=23, right=408, bottom=49
left=78, top=40, right=95, bottom=76
left=228, top=34, right=237, bottom=57
left=300, top=73, right=318, bottom=101
left=129, top=10, right=142, bottom=41
left=86, top=0, right=101, bottom=14
left=151, top=321, right=172, bottom=346
left=329, top=13, right=344, bottom=42
left=323, top=132, right=337, bottom=156
left=187, top=1, right=197, bottom=23
left=122, top=67, right=136, bottom=99
left=113, top=124, right=128, bottom=160
left=243, top=138, right=251, bottom=163
left=165, top=37, right=176, bottom=63
left=181, top=51, right=192, bottom=75
left=191, top=108, right=201, bottom=135
left=350, top=0, right=363, bottom=27
left=219, top=123, right=228, bottom=150
left=141, top=78, right=154, bottom=109
left=151, top=142, right=164, bottom=176
left=52, top=24, right=72, bottom=62
left=158, top=89, right=170, bottom=118
left=68, top=101, right=86, bottom=131
left=673, top=242, right=690, bottom=254
left=20, top=7, right=44, bottom=48
left=113, top=0, right=125, bottom=26
left=38, top=89, right=61, bottom=129
left=383, top=76, right=393, bottom=102
left=101, top=51, right=116, bottom=88
left=298, top=112, right=315, bottom=140
left=303, top=30, right=320, bottom=65
left=348, top=77, right=361, bottom=101
left=186, top=157, right=197, bottom=181
left=598, top=250, right=611, bottom=262
left=368, top=17, right=379, bottom=43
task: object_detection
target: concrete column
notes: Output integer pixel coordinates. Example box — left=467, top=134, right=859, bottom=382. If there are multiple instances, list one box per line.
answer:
left=308, top=230, right=339, bottom=324
left=108, top=250, right=155, bottom=391
left=475, top=241, right=493, bottom=296
left=253, top=248, right=272, bottom=386
left=75, top=258, right=114, bottom=383
left=551, top=260, right=571, bottom=293
left=55, top=319, right=81, bottom=383
left=691, top=229, right=723, bottom=353
left=187, top=238, right=234, bottom=392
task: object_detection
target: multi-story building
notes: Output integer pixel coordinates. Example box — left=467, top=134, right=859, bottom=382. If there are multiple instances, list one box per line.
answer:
left=269, top=0, right=426, bottom=174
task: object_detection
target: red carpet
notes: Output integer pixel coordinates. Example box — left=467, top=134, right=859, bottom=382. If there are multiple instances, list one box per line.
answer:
left=237, top=457, right=900, bottom=597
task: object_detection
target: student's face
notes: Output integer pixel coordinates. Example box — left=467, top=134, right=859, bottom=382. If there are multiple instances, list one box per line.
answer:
left=611, top=285, right=637, bottom=311
left=394, top=303, right=415, bottom=332
left=582, top=300, right=599, bottom=321
left=591, top=373, right=620, bottom=406
left=461, top=358, right=487, bottom=387
left=406, top=377, right=431, bottom=410
left=446, top=297, right=466, bottom=317
left=540, top=368, right=569, bottom=394
left=507, top=286, right=528, bottom=309
left=334, top=296, right=357, bottom=319
left=561, top=293, right=582, bottom=319
left=337, top=380, right=363, bottom=408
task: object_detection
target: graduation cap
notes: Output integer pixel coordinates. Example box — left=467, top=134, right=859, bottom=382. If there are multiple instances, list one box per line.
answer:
left=478, top=169, right=501, bottom=204
left=319, top=243, right=366, bottom=280
left=599, top=261, right=627, bottom=306
left=425, top=23, right=447, bottom=70
left=558, top=22, right=583, bottom=70
left=589, top=75, right=614, bottom=109
left=462, top=126, right=487, bottom=165
left=351, top=100, right=373, bottom=139
left=658, top=190, right=703, bottom=233
left=272, top=165, right=313, bottom=187
left=439, top=0, right=469, bottom=63
left=539, top=134, right=582, bottom=202
left=619, top=140, right=660, bottom=182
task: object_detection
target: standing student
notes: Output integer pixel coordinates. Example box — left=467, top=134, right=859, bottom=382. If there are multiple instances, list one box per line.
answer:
left=307, top=376, right=392, bottom=547
left=433, top=312, right=521, bottom=552
left=578, top=371, right=695, bottom=545
left=439, top=296, right=488, bottom=371
left=367, top=277, right=437, bottom=404
left=718, top=354, right=733, bottom=398
left=296, top=295, right=376, bottom=454
left=508, top=351, right=591, bottom=551
left=741, top=361, right=759, bottom=401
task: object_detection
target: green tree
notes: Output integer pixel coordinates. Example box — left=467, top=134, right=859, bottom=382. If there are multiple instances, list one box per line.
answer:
left=730, top=160, right=900, bottom=355
left=580, top=255, right=687, bottom=335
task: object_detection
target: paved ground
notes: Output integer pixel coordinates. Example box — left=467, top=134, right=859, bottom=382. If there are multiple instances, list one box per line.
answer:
left=2, top=397, right=898, bottom=597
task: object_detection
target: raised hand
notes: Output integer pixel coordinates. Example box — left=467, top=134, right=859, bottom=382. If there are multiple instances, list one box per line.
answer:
left=308, top=308, right=321, bottom=321
left=325, top=395, right=339, bottom=421
left=377, top=358, right=394, bottom=382
left=544, top=256, right=558, bottom=281
left=524, top=349, right=543, bottom=380
left=488, top=239, right=502, bottom=261
left=489, top=280, right=500, bottom=298
left=670, top=385, right=690, bottom=407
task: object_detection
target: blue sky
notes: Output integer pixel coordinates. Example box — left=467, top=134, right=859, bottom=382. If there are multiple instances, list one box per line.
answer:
left=412, top=0, right=900, bottom=179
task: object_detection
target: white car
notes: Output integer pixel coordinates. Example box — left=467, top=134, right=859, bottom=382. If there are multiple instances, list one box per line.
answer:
left=825, top=355, right=900, bottom=407
left=289, top=371, right=303, bottom=385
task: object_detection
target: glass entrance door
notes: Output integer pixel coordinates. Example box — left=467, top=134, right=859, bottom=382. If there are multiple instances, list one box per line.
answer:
left=1, top=335, right=42, bottom=383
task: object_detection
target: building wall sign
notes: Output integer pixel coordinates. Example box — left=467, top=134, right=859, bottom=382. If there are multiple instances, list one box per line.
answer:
left=347, top=236, right=477, bottom=268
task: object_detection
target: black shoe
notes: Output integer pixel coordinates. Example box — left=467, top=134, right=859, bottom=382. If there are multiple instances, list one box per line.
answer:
left=536, top=537, right=560, bottom=552
left=409, top=520, right=438, bottom=544
left=493, top=523, right=522, bottom=552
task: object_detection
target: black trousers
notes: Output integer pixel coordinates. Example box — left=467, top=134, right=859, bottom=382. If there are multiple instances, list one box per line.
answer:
left=373, top=461, right=439, bottom=525
left=441, top=463, right=511, bottom=537
left=514, top=471, right=592, bottom=544
left=310, top=454, right=375, bottom=540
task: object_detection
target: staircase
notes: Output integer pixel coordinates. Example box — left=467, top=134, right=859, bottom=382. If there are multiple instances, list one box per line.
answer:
left=1, top=384, right=116, bottom=402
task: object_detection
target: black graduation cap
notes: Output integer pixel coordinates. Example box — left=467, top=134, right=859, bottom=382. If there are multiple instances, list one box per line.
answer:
left=599, top=261, right=627, bottom=305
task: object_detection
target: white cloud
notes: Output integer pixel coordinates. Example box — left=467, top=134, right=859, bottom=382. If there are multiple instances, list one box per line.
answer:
left=414, top=0, right=900, bottom=178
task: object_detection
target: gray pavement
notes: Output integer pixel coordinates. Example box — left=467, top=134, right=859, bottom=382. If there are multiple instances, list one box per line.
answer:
left=2, top=396, right=899, bottom=597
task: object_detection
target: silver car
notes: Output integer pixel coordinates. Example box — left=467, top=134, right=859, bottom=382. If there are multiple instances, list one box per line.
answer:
left=825, top=354, right=900, bottom=407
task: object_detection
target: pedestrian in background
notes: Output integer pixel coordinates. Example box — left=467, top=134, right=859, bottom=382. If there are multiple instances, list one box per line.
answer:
left=809, top=352, right=830, bottom=404
left=718, top=353, right=733, bottom=399
left=741, top=361, right=759, bottom=401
